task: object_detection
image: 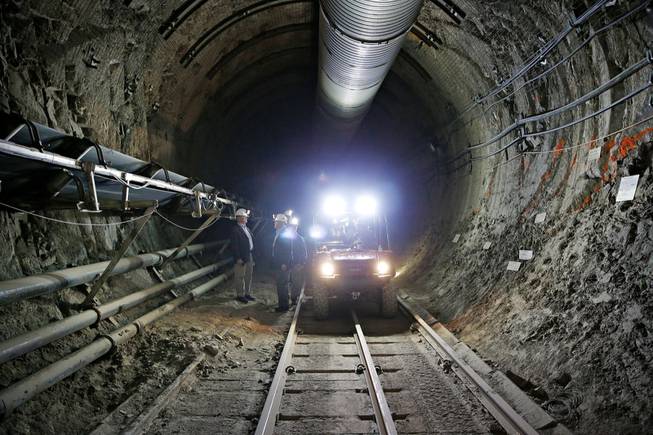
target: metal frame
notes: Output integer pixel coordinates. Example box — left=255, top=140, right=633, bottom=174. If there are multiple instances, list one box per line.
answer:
left=0, top=138, right=234, bottom=205
left=159, top=213, right=221, bottom=270
left=82, top=205, right=158, bottom=305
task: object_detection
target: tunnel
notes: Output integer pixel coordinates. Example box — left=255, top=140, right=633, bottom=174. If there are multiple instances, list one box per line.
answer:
left=0, top=0, right=651, bottom=433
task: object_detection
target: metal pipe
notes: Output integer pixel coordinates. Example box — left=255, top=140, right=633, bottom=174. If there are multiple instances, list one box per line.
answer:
left=0, top=260, right=231, bottom=364
left=0, top=241, right=221, bottom=305
left=0, top=271, right=231, bottom=417
left=317, top=0, right=423, bottom=120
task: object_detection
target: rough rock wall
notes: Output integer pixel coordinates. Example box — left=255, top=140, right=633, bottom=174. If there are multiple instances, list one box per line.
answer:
left=0, top=3, right=220, bottom=431
left=0, top=0, right=173, bottom=160
left=398, top=1, right=653, bottom=432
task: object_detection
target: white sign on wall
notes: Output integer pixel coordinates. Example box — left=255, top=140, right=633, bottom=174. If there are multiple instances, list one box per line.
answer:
left=519, top=250, right=534, bottom=261
left=482, top=241, right=492, bottom=250
left=616, top=175, right=639, bottom=202
left=587, top=147, right=601, bottom=162
left=452, top=233, right=460, bottom=243
left=535, top=212, right=546, bottom=224
left=507, top=261, right=521, bottom=271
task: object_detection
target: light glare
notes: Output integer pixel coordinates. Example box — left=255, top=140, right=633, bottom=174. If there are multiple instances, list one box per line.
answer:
left=309, top=224, right=325, bottom=239
left=322, top=194, right=346, bottom=216
left=320, top=262, right=335, bottom=277
left=355, top=195, right=378, bottom=216
left=376, top=260, right=391, bottom=275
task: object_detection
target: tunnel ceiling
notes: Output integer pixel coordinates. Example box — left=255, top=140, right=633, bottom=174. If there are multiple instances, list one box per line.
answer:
left=1, top=0, right=650, bottom=211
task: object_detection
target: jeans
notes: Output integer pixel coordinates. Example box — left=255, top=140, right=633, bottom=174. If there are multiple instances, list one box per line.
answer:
left=234, top=253, right=254, bottom=297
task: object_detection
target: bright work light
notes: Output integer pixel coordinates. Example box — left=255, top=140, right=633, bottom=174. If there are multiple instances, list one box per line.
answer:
left=322, top=194, right=346, bottom=216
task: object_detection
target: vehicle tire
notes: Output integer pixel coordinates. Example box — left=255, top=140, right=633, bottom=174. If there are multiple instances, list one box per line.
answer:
left=313, top=286, right=329, bottom=320
left=381, top=286, right=397, bottom=318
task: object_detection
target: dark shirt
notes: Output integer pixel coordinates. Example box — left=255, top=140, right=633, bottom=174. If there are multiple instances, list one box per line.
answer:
left=272, top=228, right=307, bottom=268
left=231, top=223, right=253, bottom=263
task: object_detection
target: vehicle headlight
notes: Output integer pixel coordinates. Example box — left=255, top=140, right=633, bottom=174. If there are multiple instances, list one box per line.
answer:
left=320, top=262, right=335, bottom=278
left=376, top=260, right=391, bottom=276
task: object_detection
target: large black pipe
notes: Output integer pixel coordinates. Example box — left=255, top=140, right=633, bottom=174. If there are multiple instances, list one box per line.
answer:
left=0, top=241, right=222, bottom=305
left=0, top=259, right=231, bottom=364
left=0, top=270, right=232, bottom=417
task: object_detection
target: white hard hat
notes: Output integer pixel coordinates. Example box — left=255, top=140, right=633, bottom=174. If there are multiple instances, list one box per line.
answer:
left=235, top=208, right=249, bottom=217
left=274, top=213, right=288, bottom=223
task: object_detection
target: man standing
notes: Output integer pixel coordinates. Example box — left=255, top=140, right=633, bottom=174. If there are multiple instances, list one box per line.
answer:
left=232, top=208, right=255, bottom=303
left=272, top=213, right=289, bottom=312
left=272, top=214, right=307, bottom=312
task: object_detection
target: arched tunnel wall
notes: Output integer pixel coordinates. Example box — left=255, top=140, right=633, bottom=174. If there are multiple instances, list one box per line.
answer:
left=0, top=0, right=652, bottom=433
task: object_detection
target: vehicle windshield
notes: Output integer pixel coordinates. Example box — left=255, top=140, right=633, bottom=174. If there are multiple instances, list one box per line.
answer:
left=314, top=214, right=381, bottom=251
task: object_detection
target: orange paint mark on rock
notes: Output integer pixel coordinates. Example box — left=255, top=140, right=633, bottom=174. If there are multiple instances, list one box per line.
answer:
left=573, top=126, right=653, bottom=212
left=552, top=138, right=566, bottom=162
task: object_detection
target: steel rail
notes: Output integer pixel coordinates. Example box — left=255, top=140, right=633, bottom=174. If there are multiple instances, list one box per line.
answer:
left=0, top=270, right=233, bottom=418
left=0, top=259, right=231, bottom=364
left=351, top=310, right=398, bottom=435
left=0, top=241, right=223, bottom=305
left=0, top=139, right=233, bottom=204
left=398, top=297, right=539, bottom=435
left=254, top=289, right=304, bottom=435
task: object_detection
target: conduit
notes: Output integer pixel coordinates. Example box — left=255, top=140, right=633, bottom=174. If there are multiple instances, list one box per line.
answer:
left=436, top=54, right=652, bottom=168
left=0, top=259, right=231, bottom=364
left=0, top=241, right=223, bottom=305
left=452, top=0, right=612, bottom=120
left=317, top=0, right=424, bottom=120
left=0, top=270, right=232, bottom=418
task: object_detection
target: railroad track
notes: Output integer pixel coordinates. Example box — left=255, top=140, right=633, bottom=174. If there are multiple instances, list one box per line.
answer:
left=253, top=295, right=539, bottom=434
left=107, top=293, right=566, bottom=435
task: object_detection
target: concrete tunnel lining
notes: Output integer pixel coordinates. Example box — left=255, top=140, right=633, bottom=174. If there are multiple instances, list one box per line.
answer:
left=0, top=0, right=652, bottom=433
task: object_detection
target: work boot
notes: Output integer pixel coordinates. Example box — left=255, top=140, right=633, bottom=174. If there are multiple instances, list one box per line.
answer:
left=236, top=296, right=249, bottom=304
left=245, top=295, right=256, bottom=301
left=275, top=306, right=288, bottom=312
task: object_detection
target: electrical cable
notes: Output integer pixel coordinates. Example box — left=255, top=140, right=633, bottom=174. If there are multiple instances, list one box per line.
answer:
left=449, top=0, right=651, bottom=133
left=0, top=201, right=155, bottom=227
left=451, top=0, right=611, bottom=120
left=154, top=209, right=221, bottom=231
left=430, top=112, right=653, bottom=178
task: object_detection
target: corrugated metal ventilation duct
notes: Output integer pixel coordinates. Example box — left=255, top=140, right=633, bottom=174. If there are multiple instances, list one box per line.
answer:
left=317, top=0, right=424, bottom=123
